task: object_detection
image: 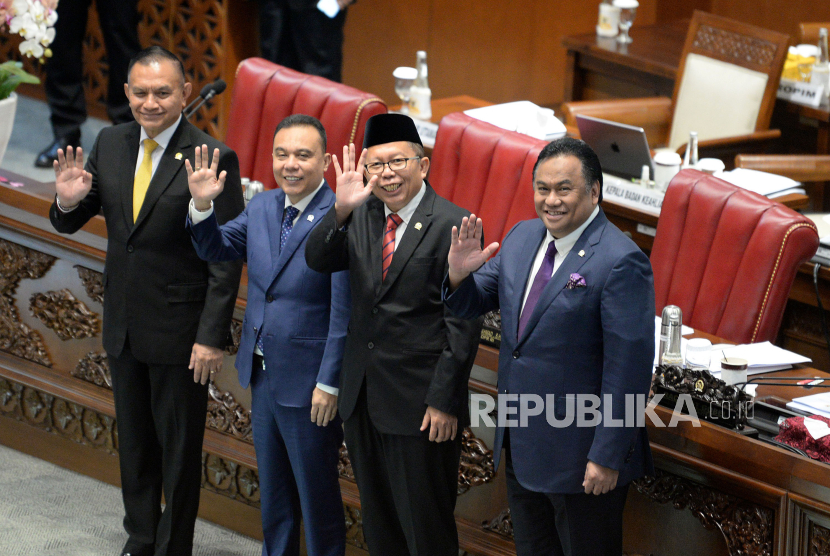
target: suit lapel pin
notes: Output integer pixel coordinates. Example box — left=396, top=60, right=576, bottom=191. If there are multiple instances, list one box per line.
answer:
left=578, top=250, right=585, bottom=257
left=307, top=214, right=314, bottom=222
left=414, top=222, right=423, bottom=230
left=175, top=152, right=183, bottom=160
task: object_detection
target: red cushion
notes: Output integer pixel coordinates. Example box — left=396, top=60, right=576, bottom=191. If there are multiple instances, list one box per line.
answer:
left=650, top=169, right=819, bottom=343
left=430, top=112, right=546, bottom=244
left=226, top=58, right=387, bottom=189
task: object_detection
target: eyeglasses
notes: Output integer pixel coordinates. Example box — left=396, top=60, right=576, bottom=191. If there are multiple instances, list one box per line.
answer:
left=364, top=157, right=421, bottom=175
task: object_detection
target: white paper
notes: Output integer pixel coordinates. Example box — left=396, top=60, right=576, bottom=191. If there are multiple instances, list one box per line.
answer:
left=464, top=101, right=567, bottom=140
left=788, top=392, right=830, bottom=418
left=803, top=417, right=830, bottom=440
left=719, top=341, right=811, bottom=368
left=714, top=168, right=801, bottom=197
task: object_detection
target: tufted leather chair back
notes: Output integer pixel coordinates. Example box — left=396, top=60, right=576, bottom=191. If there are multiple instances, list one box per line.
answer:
left=651, top=170, right=818, bottom=344
left=430, top=112, right=544, bottom=244
left=225, top=58, right=387, bottom=189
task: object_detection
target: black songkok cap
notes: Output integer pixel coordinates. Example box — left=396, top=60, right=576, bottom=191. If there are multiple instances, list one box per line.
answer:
left=362, top=113, right=423, bottom=149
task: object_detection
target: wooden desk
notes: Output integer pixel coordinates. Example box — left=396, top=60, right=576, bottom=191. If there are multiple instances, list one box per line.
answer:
left=562, top=20, right=686, bottom=102
left=562, top=21, right=830, bottom=158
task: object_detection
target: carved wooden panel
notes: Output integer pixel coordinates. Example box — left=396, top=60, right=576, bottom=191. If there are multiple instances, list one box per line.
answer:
left=344, top=504, right=367, bottom=550
left=202, top=452, right=260, bottom=507
left=29, top=289, right=100, bottom=341
left=206, top=382, right=253, bottom=443
left=482, top=507, right=513, bottom=539
left=458, top=426, right=496, bottom=495
left=0, top=377, right=117, bottom=452
left=225, top=319, right=242, bottom=356
left=72, top=351, right=111, bottom=389
left=692, top=24, right=778, bottom=67
left=0, top=239, right=55, bottom=366
left=338, top=441, right=354, bottom=481
left=138, top=0, right=224, bottom=137
left=634, top=470, right=774, bottom=556
left=75, top=266, right=104, bottom=305
left=811, top=523, right=830, bottom=556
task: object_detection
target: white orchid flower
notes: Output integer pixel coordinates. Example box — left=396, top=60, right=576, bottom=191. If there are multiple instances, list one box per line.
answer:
left=19, top=37, right=44, bottom=58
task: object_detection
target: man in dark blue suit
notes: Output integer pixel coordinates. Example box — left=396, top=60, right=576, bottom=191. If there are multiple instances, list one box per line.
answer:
left=443, top=138, right=654, bottom=556
left=186, top=115, right=349, bottom=556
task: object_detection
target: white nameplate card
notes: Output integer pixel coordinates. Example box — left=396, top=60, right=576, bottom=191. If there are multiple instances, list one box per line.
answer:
left=777, top=79, right=825, bottom=108
left=602, top=174, right=664, bottom=216
left=412, top=118, right=438, bottom=149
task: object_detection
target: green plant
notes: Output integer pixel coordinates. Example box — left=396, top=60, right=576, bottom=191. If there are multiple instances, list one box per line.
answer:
left=0, top=61, right=40, bottom=100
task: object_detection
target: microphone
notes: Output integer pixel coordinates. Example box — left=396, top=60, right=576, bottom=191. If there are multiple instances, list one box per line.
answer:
left=184, top=79, right=227, bottom=119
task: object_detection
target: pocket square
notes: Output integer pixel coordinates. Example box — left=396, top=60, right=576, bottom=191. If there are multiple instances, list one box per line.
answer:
left=565, top=273, right=587, bottom=289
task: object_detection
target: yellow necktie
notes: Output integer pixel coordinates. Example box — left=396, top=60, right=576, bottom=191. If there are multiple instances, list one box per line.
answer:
left=133, top=138, right=159, bottom=222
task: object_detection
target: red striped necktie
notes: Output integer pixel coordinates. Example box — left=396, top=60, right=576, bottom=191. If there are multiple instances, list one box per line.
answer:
left=382, top=213, right=403, bottom=281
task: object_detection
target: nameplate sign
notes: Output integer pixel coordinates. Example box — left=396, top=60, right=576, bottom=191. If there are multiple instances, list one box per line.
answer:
left=777, top=79, right=825, bottom=108
left=602, top=176, right=664, bottom=216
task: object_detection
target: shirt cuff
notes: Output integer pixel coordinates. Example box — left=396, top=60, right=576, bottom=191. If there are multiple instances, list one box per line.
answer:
left=316, top=382, right=339, bottom=396
left=55, top=196, right=79, bottom=213
left=189, top=198, right=214, bottom=223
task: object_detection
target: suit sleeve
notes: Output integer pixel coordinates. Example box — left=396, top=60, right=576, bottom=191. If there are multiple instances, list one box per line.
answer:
left=188, top=202, right=249, bottom=262
left=424, top=307, right=482, bottom=418
left=49, top=134, right=103, bottom=234
left=443, top=251, right=502, bottom=319
left=587, top=249, right=655, bottom=470
left=194, top=147, right=245, bottom=349
left=305, top=205, right=350, bottom=273
left=316, top=269, right=351, bottom=389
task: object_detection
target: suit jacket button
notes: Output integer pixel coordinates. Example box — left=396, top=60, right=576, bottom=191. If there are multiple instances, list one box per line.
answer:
left=372, top=307, right=378, bottom=314
left=126, top=245, right=134, bottom=253
left=266, top=295, right=274, bottom=303
left=512, top=350, right=520, bottom=359
left=368, top=342, right=374, bottom=349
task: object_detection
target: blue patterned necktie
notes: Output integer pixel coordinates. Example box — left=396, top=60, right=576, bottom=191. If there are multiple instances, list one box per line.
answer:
left=518, top=240, right=557, bottom=338
left=280, top=205, right=300, bottom=250
left=256, top=205, right=301, bottom=357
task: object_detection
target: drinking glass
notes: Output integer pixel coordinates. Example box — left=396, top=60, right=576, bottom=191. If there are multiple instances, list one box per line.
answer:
left=393, top=67, right=418, bottom=115
left=613, top=0, right=639, bottom=44
left=685, top=338, right=712, bottom=371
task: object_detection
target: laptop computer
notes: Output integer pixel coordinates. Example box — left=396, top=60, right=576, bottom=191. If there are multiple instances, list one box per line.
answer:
left=575, top=114, right=655, bottom=181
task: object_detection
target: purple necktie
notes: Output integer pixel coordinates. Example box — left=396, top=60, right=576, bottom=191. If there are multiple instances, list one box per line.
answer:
left=518, top=241, right=557, bottom=338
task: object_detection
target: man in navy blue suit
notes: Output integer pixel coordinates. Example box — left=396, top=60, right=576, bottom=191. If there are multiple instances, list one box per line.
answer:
left=443, top=137, right=654, bottom=556
left=186, top=114, right=349, bottom=556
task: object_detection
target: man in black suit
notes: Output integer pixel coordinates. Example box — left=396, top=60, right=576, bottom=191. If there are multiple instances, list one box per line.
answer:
left=256, top=0, right=355, bottom=82
left=35, top=0, right=141, bottom=167
left=305, top=113, right=481, bottom=556
left=49, top=46, right=243, bottom=556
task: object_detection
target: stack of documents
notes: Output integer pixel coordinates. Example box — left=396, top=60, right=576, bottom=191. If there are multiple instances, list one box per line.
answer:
left=788, top=392, right=830, bottom=418
left=712, top=342, right=811, bottom=375
left=464, top=101, right=567, bottom=141
left=714, top=168, right=806, bottom=198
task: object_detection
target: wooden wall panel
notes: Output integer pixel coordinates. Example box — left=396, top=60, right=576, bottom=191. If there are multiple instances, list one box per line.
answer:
left=341, top=0, right=657, bottom=109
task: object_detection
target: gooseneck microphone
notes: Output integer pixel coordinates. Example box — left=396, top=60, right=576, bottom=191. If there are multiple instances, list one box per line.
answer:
left=184, top=79, right=227, bottom=119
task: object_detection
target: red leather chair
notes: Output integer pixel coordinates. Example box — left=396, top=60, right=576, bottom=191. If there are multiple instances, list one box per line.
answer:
left=225, top=58, right=387, bottom=189
left=430, top=112, right=543, bottom=244
left=651, top=170, right=819, bottom=344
